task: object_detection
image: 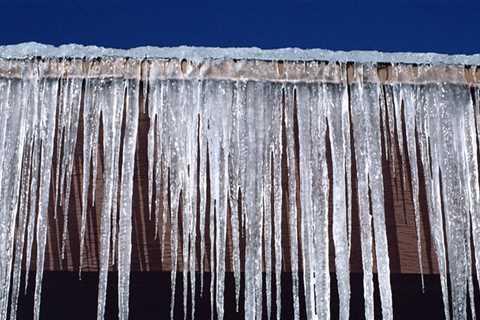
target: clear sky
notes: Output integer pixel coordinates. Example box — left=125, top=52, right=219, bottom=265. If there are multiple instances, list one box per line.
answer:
left=0, top=0, right=479, bottom=54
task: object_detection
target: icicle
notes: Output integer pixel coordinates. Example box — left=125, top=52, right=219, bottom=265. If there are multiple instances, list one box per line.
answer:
left=392, top=71, right=409, bottom=199
left=188, top=79, right=202, bottom=320
left=401, top=82, right=425, bottom=290
left=241, top=80, right=255, bottom=320
left=58, top=76, right=72, bottom=259
left=311, top=82, right=330, bottom=320
left=0, top=76, right=15, bottom=307
left=96, top=68, right=125, bottom=320
left=284, top=84, right=300, bottom=320
left=118, top=68, right=140, bottom=320
left=197, top=79, right=208, bottom=296
left=271, top=83, right=283, bottom=320
left=466, top=217, right=476, bottom=320
left=341, top=65, right=353, bottom=260
left=236, top=80, right=265, bottom=320
left=351, top=65, right=375, bottom=320
left=202, top=79, right=224, bottom=320
left=9, top=133, right=33, bottom=320
left=296, top=82, right=315, bottom=320
left=147, top=69, right=157, bottom=221
left=434, top=82, right=470, bottom=320
left=383, top=82, right=398, bottom=176
left=60, top=74, right=83, bottom=260
left=0, top=66, right=29, bottom=320
left=79, top=70, right=101, bottom=274
left=168, top=79, right=185, bottom=320
left=180, top=80, right=197, bottom=320
left=228, top=80, right=245, bottom=311
left=460, top=82, right=477, bottom=315
left=415, top=76, right=450, bottom=320
left=366, top=65, right=393, bottom=320
left=152, top=82, right=163, bottom=240
left=213, top=81, right=232, bottom=320
left=90, top=90, right=101, bottom=209
left=53, top=75, right=65, bottom=222
left=253, top=81, right=266, bottom=320
left=24, top=130, right=40, bottom=294
left=326, top=74, right=351, bottom=320
left=10, top=143, right=32, bottom=320
left=262, top=82, right=275, bottom=320
left=471, top=86, right=480, bottom=317
left=33, top=62, right=59, bottom=320
left=379, top=84, right=390, bottom=162
left=160, top=81, right=171, bottom=265
left=110, top=74, right=129, bottom=266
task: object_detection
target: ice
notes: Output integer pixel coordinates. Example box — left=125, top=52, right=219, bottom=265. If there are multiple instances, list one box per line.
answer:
left=435, top=83, right=469, bottom=319
left=310, top=82, right=330, bottom=320
left=296, top=82, right=315, bottom=320
left=33, top=64, right=59, bottom=320
left=229, top=81, right=244, bottom=311
left=188, top=80, right=202, bottom=320
left=79, top=76, right=101, bottom=274
left=364, top=67, right=393, bottom=320
left=147, top=70, right=156, bottom=221
left=242, top=80, right=257, bottom=320
left=401, top=83, right=425, bottom=290
left=1, top=50, right=480, bottom=320
left=0, top=69, right=29, bottom=320
left=350, top=66, right=375, bottom=320
left=416, top=80, right=451, bottom=319
left=96, top=75, right=125, bottom=320
left=327, top=80, right=351, bottom=320
left=60, top=76, right=82, bottom=260
left=166, top=80, right=184, bottom=320
left=271, top=82, right=284, bottom=320
left=198, top=80, right=208, bottom=297
left=251, top=82, right=266, bottom=320
left=24, top=121, right=41, bottom=294
left=262, top=82, right=275, bottom=320
left=117, top=75, right=140, bottom=320
left=9, top=125, right=32, bottom=320
left=284, top=84, right=300, bottom=320
left=215, top=82, right=233, bottom=320
left=471, top=87, right=480, bottom=318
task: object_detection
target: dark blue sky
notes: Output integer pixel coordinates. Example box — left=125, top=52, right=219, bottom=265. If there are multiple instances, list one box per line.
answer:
left=0, top=0, right=479, bottom=54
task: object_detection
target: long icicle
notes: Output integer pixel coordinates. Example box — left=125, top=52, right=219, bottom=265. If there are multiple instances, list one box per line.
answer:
left=96, top=69, right=125, bottom=320
left=117, top=65, right=140, bottom=320
left=284, top=84, right=300, bottom=320
left=33, top=62, right=59, bottom=320
left=364, top=65, right=393, bottom=320
left=312, top=81, right=330, bottom=320
left=327, top=76, right=351, bottom=320
left=271, top=82, right=283, bottom=320
left=416, top=78, right=451, bottom=320
left=229, top=80, right=243, bottom=312
left=351, top=64, right=375, bottom=320
left=401, top=81, right=425, bottom=291
left=296, top=82, right=315, bottom=320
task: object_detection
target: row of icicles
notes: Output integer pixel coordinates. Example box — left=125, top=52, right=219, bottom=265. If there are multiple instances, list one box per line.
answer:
left=0, top=59, right=479, bottom=320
